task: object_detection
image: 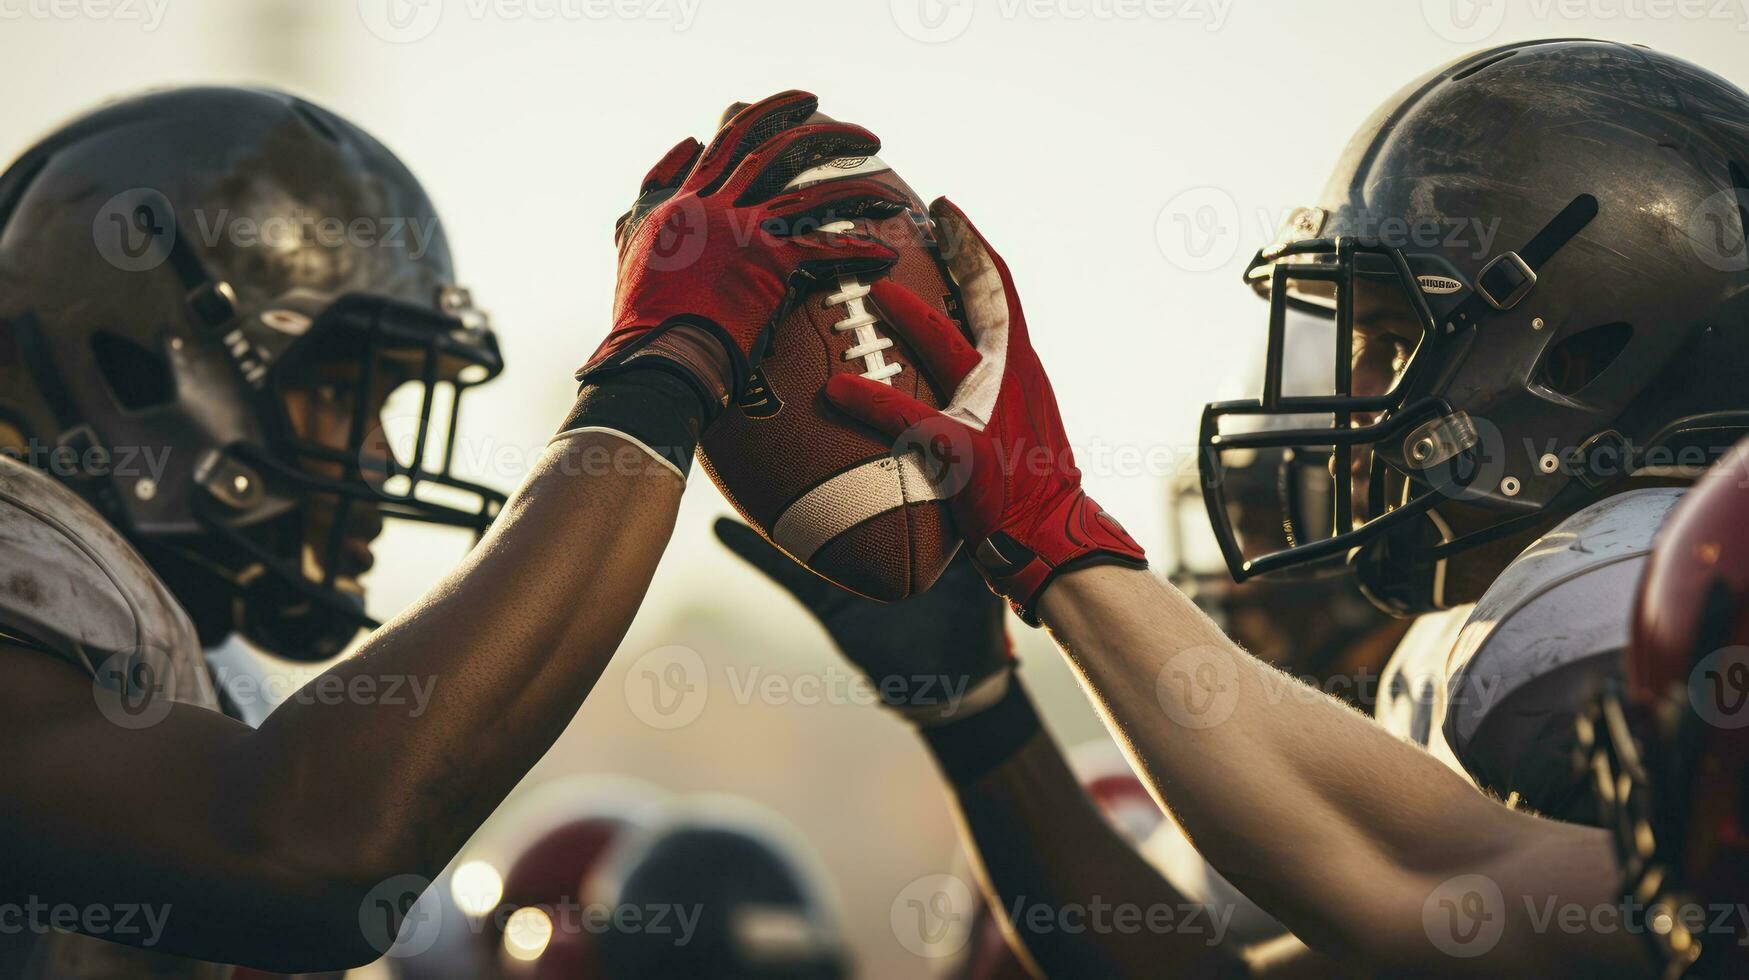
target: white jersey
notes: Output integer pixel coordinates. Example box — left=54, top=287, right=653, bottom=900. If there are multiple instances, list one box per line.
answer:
left=1375, top=604, right=1474, bottom=777
left=1373, top=488, right=1684, bottom=819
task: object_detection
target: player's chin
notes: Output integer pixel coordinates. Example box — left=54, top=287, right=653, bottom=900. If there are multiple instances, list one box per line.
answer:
left=301, top=537, right=376, bottom=592
left=340, top=535, right=377, bottom=576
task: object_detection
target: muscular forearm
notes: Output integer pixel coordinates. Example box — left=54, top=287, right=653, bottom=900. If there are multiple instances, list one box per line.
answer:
left=0, top=430, right=688, bottom=971
left=1038, top=568, right=1471, bottom=912
left=248, top=431, right=682, bottom=883
left=1036, top=566, right=1644, bottom=974
left=925, top=687, right=1246, bottom=979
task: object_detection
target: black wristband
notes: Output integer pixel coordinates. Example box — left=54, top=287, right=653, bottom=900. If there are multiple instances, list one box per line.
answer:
left=557, top=367, right=706, bottom=480
left=922, top=679, right=1043, bottom=786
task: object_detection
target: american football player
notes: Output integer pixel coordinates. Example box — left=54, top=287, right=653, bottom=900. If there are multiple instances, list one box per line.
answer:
left=1191, top=38, right=1747, bottom=825
left=0, top=86, right=893, bottom=975
left=823, top=39, right=1749, bottom=974
left=1581, top=437, right=1749, bottom=978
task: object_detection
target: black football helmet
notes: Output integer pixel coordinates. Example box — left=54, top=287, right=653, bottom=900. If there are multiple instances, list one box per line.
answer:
left=0, top=87, right=505, bottom=660
left=1199, top=40, right=1749, bottom=615
left=591, top=806, right=850, bottom=980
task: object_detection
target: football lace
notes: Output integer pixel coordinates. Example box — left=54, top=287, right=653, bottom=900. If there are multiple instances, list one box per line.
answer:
left=821, top=220, right=901, bottom=383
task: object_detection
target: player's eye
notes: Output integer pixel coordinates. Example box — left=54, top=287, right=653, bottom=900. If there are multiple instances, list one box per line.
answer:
left=1351, top=334, right=1411, bottom=398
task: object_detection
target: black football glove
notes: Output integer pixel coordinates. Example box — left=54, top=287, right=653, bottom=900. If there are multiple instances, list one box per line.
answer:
left=714, top=518, right=1012, bottom=727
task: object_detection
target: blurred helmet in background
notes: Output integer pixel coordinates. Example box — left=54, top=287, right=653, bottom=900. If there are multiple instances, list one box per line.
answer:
left=1170, top=314, right=1407, bottom=707
left=589, top=797, right=850, bottom=980
left=480, top=778, right=668, bottom=978
left=489, top=810, right=646, bottom=978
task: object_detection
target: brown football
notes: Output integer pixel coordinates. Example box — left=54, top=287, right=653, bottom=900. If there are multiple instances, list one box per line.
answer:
left=697, top=130, right=968, bottom=601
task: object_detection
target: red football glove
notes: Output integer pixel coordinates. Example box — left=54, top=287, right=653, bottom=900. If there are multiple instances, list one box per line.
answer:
left=824, top=199, right=1147, bottom=625
left=580, top=90, right=907, bottom=411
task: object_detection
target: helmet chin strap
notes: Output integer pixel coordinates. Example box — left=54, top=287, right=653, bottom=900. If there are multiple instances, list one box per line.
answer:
left=1425, top=509, right=1452, bottom=610
left=1365, top=479, right=1605, bottom=617
left=236, top=568, right=370, bottom=663
left=1419, top=417, right=1749, bottom=569
left=1353, top=502, right=1455, bottom=617
left=186, top=485, right=380, bottom=662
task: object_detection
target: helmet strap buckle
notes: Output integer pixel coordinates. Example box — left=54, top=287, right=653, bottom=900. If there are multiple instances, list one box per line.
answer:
left=1476, top=251, right=1537, bottom=310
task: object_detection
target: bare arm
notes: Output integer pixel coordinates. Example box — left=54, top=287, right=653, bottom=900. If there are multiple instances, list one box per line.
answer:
left=936, top=720, right=1250, bottom=979
left=718, top=520, right=1328, bottom=978
left=0, top=432, right=681, bottom=971
left=1037, top=565, right=1650, bottom=976
left=0, top=86, right=904, bottom=971
left=936, top=693, right=1365, bottom=979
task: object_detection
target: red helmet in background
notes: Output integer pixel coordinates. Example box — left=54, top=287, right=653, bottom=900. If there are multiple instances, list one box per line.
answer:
left=1583, top=440, right=1749, bottom=978
left=388, top=777, right=663, bottom=980
left=490, top=812, right=642, bottom=979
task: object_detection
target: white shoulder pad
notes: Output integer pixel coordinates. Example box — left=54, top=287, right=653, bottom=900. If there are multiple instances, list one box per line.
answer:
left=1375, top=604, right=1473, bottom=775
left=0, top=456, right=214, bottom=707
left=1442, top=488, right=1684, bottom=816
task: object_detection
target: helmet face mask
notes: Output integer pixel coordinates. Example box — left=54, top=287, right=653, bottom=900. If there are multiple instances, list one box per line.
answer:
left=1201, top=40, right=1749, bottom=615
left=0, top=87, right=508, bottom=660
left=1198, top=201, right=1605, bottom=592
left=187, top=285, right=507, bottom=659
left=1201, top=232, right=1482, bottom=584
